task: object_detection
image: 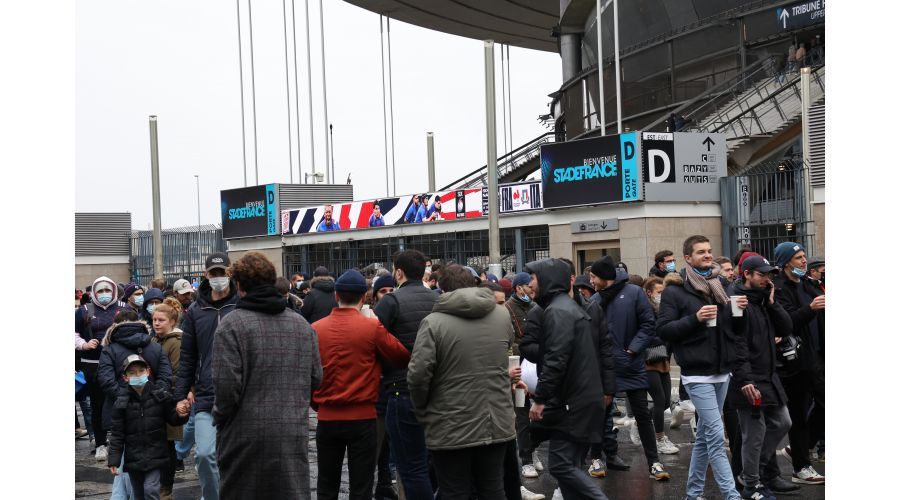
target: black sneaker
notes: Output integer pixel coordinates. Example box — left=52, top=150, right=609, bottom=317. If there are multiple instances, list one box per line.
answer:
left=763, top=475, right=800, bottom=493
left=374, top=483, right=399, bottom=500
left=174, top=459, right=185, bottom=473
left=741, top=483, right=776, bottom=500
left=605, top=454, right=631, bottom=471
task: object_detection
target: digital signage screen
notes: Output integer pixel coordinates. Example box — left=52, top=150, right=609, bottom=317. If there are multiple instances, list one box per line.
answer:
left=220, top=184, right=278, bottom=239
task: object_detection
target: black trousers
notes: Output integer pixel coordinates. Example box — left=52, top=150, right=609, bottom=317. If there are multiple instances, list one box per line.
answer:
left=591, top=399, right=619, bottom=459
left=646, top=370, right=672, bottom=433
left=549, top=437, right=609, bottom=500
left=316, top=419, right=378, bottom=500
left=160, top=440, right=177, bottom=491
left=502, top=439, right=523, bottom=500
left=723, top=397, right=743, bottom=479
left=781, top=372, right=813, bottom=472
left=515, top=396, right=534, bottom=464
left=82, top=362, right=107, bottom=447
left=430, top=442, right=507, bottom=500
left=590, top=389, right=658, bottom=466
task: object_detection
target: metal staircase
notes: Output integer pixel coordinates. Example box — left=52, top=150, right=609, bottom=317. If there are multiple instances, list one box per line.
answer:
left=441, top=132, right=555, bottom=190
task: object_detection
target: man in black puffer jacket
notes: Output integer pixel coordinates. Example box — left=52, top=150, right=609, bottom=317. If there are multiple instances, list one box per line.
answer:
left=525, top=258, right=610, bottom=500
left=729, top=256, right=794, bottom=499
left=108, top=355, right=188, bottom=499
left=300, top=267, right=338, bottom=324
left=657, top=235, right=743, bottom=500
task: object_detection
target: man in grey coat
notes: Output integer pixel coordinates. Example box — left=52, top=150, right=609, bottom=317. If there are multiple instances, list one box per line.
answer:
left=209, top=252, right=323, bottom=500
left=407, top=264, right=516, bottom=500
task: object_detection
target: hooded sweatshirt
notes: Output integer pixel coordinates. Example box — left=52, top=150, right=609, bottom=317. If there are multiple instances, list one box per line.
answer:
left=75, top=276, right=131, bottom=363
left=140, top=288, right=165, bottom=323
left=97, top=320, right=173, bottom=398
left=300, top=276, right=338, bottom=324
left=407, top=287, right=516, bottom=450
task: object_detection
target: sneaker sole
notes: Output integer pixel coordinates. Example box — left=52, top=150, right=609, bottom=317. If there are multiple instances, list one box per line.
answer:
left=791, top=477, right=825, bottom=485
left=522, top=472, right=539, bottom=479
left=589, top=470, right=607, bottom=478
left=658, top=448, right=680, bottom=455
left=650, top=473, right=671, bottom=481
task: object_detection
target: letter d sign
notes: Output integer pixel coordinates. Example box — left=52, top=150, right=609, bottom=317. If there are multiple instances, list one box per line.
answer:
left=648, top=149, right=674, bottom=183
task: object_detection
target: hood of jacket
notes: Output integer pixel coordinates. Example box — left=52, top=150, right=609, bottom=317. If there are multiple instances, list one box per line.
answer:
left=156, top=327, right=183, bottom=343
left=195, top=278, right=237, bottom=307
left=103, top=320, right=152, bottom=348
left=142, top=288, right=165, bottom=312
left=91, top=276, right=119, bottom=310
left=524, top=258, right=571, bottom=307
left=614, top=267, right=629, bottom=284
left=432, top=287, right=497, bottom=319
left=310, top=276, right=335, bottom=292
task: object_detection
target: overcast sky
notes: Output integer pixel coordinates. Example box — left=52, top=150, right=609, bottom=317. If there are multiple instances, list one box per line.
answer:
left=75, top=0, right=561, bottom=230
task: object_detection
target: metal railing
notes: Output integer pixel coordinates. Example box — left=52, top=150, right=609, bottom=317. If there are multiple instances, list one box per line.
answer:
left=130, top=224, right=226, bottom=286
left=441, top=132, right=555, bottom=190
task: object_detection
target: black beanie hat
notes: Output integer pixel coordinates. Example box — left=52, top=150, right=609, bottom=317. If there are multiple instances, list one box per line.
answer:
left=590, top=256, right=617, bottom=280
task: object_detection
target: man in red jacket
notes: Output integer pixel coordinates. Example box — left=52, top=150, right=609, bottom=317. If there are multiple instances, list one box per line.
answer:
left=312, top=269, right=411, bottom=500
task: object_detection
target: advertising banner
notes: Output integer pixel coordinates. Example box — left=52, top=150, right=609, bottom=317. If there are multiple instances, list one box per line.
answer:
left=539, top=132, right=640, bottom=209
left=495, top=180, right=543, bottom=213
left=641, top=132, right=725, bottom=202
left=282, top=189, right=484, bottom=235
left=220, top=184, right=279, bottom=239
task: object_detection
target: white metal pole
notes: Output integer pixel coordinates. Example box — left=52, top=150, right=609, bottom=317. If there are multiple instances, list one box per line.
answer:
left=800, top=66, right=816, bottom=255
left=319, top=0, right=330, bottom=183
left=194, top=175, right=201, bottom=270
left=290, top=0, right=303, bottom=183
left=304, top=0, right=316, bottom=181
left=484, top=41, right=501, bottom=278
left=282, top=0, right=293, bottom=183
left=501, top=43, right=508, bottom=157
left=236, top=0, right=249, bottom=186
left=379, top=15, right=390, bottom=197
left=248, top=0, right=259, bottom=184
left=426, top=132, right=435, bottom=192
left=613, top=0, right=623, bottom=134
left=506, top=44, right=513, bottom=149
left=597, top=0, right=606, bottom=135
left=387, top=17, right=397, bottom=196
left=149, top=116, right=164, bottom=281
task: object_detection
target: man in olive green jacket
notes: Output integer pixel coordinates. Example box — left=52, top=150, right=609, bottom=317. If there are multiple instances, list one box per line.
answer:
left=407, top=264, right=516, bottom=500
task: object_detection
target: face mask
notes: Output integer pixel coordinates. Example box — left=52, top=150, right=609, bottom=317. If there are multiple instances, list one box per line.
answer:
left=147, top=304, right=156, bottom=315
left=210, top=277, right=229, bottom=292
left=665, top=262, right=676, bottom=273
left=692, top=267, right=712, bottom=278
left=128, top=374, right=149, bottom=387
left=133, top=295, right=144, bottom=307
left=791, top=267, right=807, bottom=278
left=97, top=292, right=113, bottom=305
left=652, top=295, right=661, bottom=305
left=520, top=294, right=531, bottom=303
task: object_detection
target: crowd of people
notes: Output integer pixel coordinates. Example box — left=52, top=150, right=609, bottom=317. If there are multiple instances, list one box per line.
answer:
left=75, top=235, right=825, bottom=500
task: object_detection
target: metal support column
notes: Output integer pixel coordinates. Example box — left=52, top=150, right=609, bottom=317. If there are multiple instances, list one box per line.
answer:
left=597, top=0, right=606, bottom=135
left=149, top=116, right=164, bottom=280
left=484, top=41, right=501, bottom=278
left=515, top=228, right=525, bottom=272
left=800, top=66, right=816, bottom=255
left=669, top=40, right=675, bottom=107
left=613, top=0, right=623, bottom=134
left=426, top=132, right=436, bottom=192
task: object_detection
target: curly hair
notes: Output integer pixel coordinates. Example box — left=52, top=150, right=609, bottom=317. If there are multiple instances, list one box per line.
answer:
left=153, top=302, right=180, bottom=326
left=229, top=251, right=277, bottom=291
left=163, top=296, right=182, bottom=314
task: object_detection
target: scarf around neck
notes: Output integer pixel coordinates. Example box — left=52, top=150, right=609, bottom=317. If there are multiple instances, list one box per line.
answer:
left=597, top=279, right=627, bottom=310
left=685, top=262, right=730, bottom=305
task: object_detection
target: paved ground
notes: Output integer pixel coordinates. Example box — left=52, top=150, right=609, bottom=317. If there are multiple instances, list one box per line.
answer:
left=76, top=369, right=826, bottom=499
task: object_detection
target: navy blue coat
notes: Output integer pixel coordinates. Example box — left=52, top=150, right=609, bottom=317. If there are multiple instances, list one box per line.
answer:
left=174, top=279, right=239, bottom=414
left=593, top=269, right=657, bottom=391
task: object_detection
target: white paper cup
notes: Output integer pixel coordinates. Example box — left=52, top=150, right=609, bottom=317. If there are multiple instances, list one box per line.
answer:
left=707, top=312, right=717, bottom=327
left=508, top=356, right=520, bottom=369
left=515, top=388, right=526, bottom=407
left=730, top=296, right=743, bottom=317
left=360, top=307, right=374, bottom=318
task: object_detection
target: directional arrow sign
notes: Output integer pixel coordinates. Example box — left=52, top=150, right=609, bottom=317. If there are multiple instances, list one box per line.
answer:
left=600, top=221, right=608, bottom=230
left=779, top=8, right=789, bottom=29
left=702, top=136, right=715, bottom=152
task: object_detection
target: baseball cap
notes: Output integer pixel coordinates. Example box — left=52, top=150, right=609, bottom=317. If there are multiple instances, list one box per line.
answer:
left=121, top=354, right=148, bottom=373
left=741, top=256, right=778, bottom=274
left=173, top=279, right=193, bottom=295
left=205, top=252, right=230, bottom=272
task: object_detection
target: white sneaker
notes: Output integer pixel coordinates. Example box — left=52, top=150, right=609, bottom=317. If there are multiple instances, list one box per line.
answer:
left=551, top=488, right=563, bottom=500
left=588, top=458, right=607, bottom=478
left=629, top=420, right=642, bottom=445
left=520, top=486, right=546, bottom=500
left=656, top=435, right=679, bottom=454
left=778, top=446, right=793, bottom=464
left=670, top=404, right=685, bottom=429
left=792, top=465, right=825, bottom=484
left=613, top=415, right=634, bottom=427
left=532, top=452, right=544, bottom=472
left=94, top=445, right=107, bottom=462
left=521, top=464, right=539, bottom=478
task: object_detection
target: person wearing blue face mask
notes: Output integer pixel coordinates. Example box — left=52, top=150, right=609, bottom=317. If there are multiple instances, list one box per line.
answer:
left=650, top=250, right=677, bottom=279
left=107, top=354, right=188, bottom=500
left=771, top=242, right=826, bottom=486
left=123, top=283, right=145, bottom=315
left=76, top=276, right=131, bottom=463
left=140, top=288, right=165, bottom=324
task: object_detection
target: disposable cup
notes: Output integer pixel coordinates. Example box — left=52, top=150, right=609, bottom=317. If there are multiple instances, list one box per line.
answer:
left=508, top=356, right=520, bottom=369
left=707, top=312, right=717, bottom=327
left=515, top=388, right=526, bottom=407
left=730, top=296, right=743, bottom=317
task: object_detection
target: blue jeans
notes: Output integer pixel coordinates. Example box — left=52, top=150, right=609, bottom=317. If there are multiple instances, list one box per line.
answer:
left=385, top=393, right=433, bottom=500
left=175, top=410, right=196, bottom=461
left=110, top=453, right=134, bottom=500
left=194, top=411, right=219, bottom=500
left=684, top=379, right=740, bottom=500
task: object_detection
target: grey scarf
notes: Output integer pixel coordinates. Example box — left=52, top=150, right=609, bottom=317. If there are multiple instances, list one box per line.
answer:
left=685, top=262, right=730, bottom=305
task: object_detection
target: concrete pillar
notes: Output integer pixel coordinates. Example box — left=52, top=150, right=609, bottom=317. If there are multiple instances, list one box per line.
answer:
left=560, top=33, right=582, bottom=81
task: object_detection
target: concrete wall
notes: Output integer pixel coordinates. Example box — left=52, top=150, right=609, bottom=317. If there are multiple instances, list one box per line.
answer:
left=76, top=263, right=130, bottom=290
left=227, top=247, right=285, bottom=276
left=549, top=216, right=722, bottom=276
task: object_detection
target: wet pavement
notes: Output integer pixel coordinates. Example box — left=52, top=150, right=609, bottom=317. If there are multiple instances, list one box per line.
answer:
left=76, top=374, right=826, bottom=499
